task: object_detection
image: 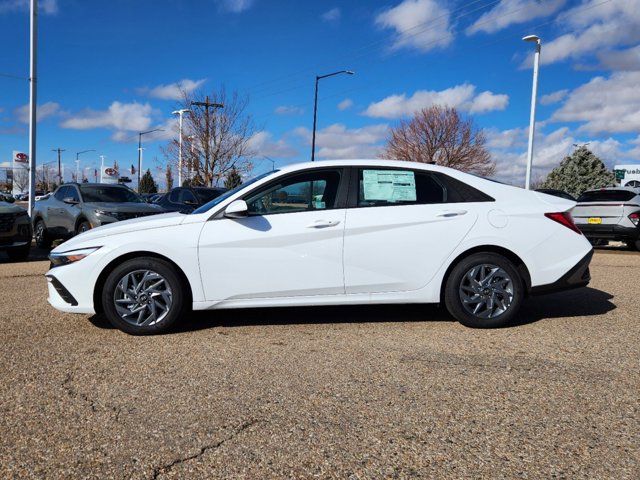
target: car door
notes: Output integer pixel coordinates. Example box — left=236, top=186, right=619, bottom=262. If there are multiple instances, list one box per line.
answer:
left=198, top=168, right=347, bottom=301
left=343, top=167, right=480, bottom=294
left=47, top=186, right=70, bottom=235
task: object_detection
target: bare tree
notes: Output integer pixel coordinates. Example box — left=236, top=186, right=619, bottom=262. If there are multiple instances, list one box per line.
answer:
left=164, top=87, right=256, bottom=187
left=380, top=105, right=495, bottom=176
left=13, top=167, right=29, bottom=192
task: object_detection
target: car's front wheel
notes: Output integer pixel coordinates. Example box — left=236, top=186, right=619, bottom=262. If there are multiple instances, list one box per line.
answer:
left=444, top=253, right=524, bottom=328
left=34, top=219, right=52, bottom=250
left=102, top=257, right=186, bottom=335
left=76, top=220, right=91, bottom=235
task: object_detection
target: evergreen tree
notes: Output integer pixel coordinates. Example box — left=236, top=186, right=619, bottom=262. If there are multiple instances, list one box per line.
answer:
left=224, top=167, right=243, bottom=189
left=138, top=169, right=158, bottom=194
left=165, top=164, right=174, bottom=191
left=540, top=146, right=615, bottom=198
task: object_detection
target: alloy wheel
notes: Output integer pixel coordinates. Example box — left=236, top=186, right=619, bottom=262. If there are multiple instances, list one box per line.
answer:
left=113, top=269, right=173, bottom=327
left=35, top=222, right=44, bottom=243
left=459, top=264, right=514, bottom=319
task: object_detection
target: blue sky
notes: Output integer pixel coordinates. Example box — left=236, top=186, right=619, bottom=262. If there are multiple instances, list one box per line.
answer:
left=1, top=0, right=639, bottom=187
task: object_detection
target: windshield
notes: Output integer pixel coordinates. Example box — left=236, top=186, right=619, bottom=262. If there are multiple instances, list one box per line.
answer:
left=79, top=185, right=142, bottom=203
left=577, top=190, right=636, bottom=202
left=192, top=171, right=278, bottom=214
left=194, top=188, right=225, bottom=204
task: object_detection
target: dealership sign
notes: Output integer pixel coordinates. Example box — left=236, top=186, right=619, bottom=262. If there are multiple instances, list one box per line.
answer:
left=13, top=151, right=28, bottom=164
left=101, top=165, right=119, bottom=184
left=614, top=164, right=640, bottom=187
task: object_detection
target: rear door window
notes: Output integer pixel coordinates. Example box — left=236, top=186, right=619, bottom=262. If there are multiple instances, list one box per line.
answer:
left=578, top=190, right=636, bottom=202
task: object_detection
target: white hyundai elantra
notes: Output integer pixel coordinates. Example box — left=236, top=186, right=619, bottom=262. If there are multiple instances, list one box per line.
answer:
left=46, top=160, right=593, bottom=334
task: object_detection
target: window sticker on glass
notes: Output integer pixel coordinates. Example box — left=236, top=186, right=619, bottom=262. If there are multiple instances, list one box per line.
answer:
left=363, top=169, right=417, bottom=202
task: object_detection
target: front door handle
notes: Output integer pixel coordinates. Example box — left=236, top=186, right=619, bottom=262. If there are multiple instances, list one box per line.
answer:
left=306, top=219, right=341, bottom=228
left=436, top=210, right=467, bottom=218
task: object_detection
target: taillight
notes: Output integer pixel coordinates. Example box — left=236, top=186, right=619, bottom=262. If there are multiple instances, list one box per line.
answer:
left=629, top=212, right=640, bottom=226
left=545, top=212, right=583, bottom=235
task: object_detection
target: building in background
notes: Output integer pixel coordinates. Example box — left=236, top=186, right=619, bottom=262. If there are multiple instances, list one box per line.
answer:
left=614, top=164, right=640, bottom=188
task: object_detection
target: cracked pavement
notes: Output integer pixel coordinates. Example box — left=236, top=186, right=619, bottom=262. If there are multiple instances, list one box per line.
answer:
left=0, top=249, right=638, bottom=478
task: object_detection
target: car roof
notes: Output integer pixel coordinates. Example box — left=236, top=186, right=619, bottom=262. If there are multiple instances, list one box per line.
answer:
left=582, top=186, right=639, bottom=194
left=277, top=159, right=442, bottom=172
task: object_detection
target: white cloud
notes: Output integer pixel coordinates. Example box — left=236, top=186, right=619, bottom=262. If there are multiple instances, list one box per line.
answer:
left=337, top=98, right=353, bottom=111
left=247, top=131, right=298, bottom=158
left=216, top=0, right=254, bottom=13
left=535, top=0, right=640, bottom=67
left=375, top=0, right=453, bottom=53
left=0, top=0, right=57, bottom=14
left=467, top=0, right=565, bottom=35
left=552, top=71, right=640, bottom=134
left=61, top=101, right=155, bottom=133
left=15, top=101, right=61, bottom=123
left=274, top=105, right=304, bottom=115
left=321, top=7, right=341, bottom=22
left=540, top=89, right=569, bottom=105
left=363, top=84, right=508, bottom=119
left=295, top=123, right=389, bottom=159
left=597, top=45, right=640, bottom=71
left=137, top=78, right=206, bottom=100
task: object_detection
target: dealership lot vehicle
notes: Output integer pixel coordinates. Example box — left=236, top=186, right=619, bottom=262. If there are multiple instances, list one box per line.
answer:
left=46, top=160, right=593, bottom=334
left=573, top=187, right=640, bottom=250
left=32, top=183, right=164, bottom=249
left=0, top=198, right=31, bottom=261
left=156, top=186, right=227, bottom=213
left=0, top=251, right=638, bottom=478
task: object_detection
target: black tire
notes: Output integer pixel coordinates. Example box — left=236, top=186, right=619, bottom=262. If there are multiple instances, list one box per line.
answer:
left=6, top=244, right=30, bottom=261
left=76, top=220, right=91, bottom=235
left=444, top=252, right=524, bottom=328
left=34, top=219, right=52, bottom=250
left=102, top=257, right=186, bottom=335
left=632, top=240, right=640, bottom=252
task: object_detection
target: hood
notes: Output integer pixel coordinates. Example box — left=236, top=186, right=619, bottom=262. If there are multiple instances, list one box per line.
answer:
left=0, top=201, right=27, bottom=214
left=84, top=202, right=164, bottom=212
left=54, top=211, right=186, bottom=251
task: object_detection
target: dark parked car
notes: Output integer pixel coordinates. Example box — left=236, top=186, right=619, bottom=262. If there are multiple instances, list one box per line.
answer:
left=32, top=183, right=164, bottom=249
left=0, top=197, right=32, bottom=260
left=156, top=186, right=226, bottom=213
left=535, top=188, right=576, bottom=201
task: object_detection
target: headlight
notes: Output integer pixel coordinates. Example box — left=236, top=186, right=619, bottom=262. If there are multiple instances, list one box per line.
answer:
left=95, top=210, right=118, bottom=218
left=49, top=247, right=101, bottom=268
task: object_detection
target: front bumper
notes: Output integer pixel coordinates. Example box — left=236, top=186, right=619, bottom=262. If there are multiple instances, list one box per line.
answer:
left=530, top=249, right=593, bottom=295
left=576, top=223, right=639, bottom=242
left=0, top=218, right=32, bottom=250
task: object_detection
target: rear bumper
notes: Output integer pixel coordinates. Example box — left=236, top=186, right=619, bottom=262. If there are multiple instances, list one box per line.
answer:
left=577, top=223, right=639, bottom=241
left=530, top=249, right=593, bottom=295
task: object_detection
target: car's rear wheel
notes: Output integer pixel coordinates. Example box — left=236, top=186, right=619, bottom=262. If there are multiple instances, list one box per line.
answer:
left=34, top=219, right=52, bottom=250
left=76, top=220, right=91, bottom=235
left=444, top=253, right=524, bottom=328
left=102, top=257, right=186, bottom=335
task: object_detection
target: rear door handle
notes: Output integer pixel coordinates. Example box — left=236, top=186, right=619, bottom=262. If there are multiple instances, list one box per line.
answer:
left=306, top=219, right=341, bottom=228
left=436, top=210, right=467, bottom=218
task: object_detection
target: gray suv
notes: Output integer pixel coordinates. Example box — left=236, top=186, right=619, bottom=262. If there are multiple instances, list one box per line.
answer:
left=32, top=183, right=164, bottom=249
left=573, top=187, right=640, bottom=250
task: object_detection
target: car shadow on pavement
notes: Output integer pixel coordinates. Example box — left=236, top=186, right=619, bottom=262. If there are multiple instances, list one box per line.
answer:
left=88, top=287, right=615, bottom=333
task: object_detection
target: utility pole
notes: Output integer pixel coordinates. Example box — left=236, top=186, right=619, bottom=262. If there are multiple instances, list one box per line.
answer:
left=190, top=97, right=223, bottom=185
left=52, top=148, right=64, bottom=185
left=27, top=0, right=38, bottom=215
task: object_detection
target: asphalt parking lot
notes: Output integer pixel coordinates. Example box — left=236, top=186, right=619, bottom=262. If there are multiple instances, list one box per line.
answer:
left=0, top=248, right=638, bottom=479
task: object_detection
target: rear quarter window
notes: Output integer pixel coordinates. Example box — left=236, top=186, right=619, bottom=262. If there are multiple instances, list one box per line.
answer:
left=433, top=173, right=495, bottom=203
left=577, top=190, right=636, bottom=202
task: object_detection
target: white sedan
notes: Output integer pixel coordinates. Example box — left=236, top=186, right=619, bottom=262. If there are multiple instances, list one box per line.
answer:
left=46, top=160, right=593, bottom=334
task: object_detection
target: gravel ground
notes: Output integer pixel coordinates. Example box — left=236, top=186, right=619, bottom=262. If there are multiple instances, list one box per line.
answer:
left=0, top=249, right=638, bottom=479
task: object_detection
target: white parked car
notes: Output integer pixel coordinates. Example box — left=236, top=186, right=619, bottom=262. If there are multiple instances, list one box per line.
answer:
left=46, top=160, right=593, bottom=334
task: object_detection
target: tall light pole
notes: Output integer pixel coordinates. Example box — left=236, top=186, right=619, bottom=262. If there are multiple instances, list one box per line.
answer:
left=99, top=154, right=106, bottom=182
left=523, top=34, right=541, bottom=190
left=172, top=109, right=190, bottom=187
left=52, top=148, right=65, bottom=186
left=311, top=70, right=354, bottom=162
left=137, top=128, right=163, bottom=190
left=27, top=0, right=38, bottom=215
left=75, top=149, right=95, bottom=182
left=263, top=155, right=276, bottom=171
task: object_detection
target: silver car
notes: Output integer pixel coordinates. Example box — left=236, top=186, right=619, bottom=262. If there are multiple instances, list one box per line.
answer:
left=573, top=187, right=640, bottom=250
left=32, top=183, right=164, bottom=249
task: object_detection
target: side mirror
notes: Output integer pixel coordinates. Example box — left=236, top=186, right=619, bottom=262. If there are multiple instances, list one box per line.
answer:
left=224, top=199, right=248, bottom=219
left=63, top=197, right=79, bottom=205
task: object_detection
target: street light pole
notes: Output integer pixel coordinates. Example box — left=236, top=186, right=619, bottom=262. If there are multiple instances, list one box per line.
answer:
left=75, top=149, right=95, bottom=183
left=311, top=70, right=354, bottom=162
left=172, top=109, right=190, bottom=187
left=52, top=148, right=64, bottom=185
left=137, top=128, right=164, bottom=190
left=523, top=35, right=541, bottom=190
left=27, top=0, right=38, bottom=215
